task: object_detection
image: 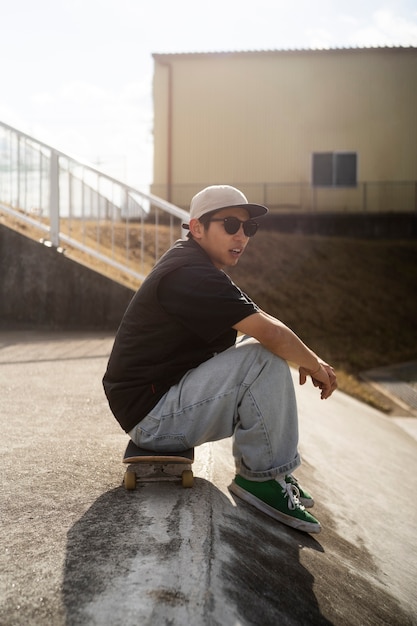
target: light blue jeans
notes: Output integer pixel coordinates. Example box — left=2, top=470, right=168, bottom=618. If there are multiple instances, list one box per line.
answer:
left=129, top=336, right=300, bottom=481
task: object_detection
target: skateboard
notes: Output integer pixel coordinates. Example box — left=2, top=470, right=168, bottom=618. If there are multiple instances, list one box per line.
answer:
left=122, top=439, right=195, bottom=490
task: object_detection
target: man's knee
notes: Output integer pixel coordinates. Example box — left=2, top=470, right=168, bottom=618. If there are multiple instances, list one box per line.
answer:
left=236, top=336, right=290, bottom=376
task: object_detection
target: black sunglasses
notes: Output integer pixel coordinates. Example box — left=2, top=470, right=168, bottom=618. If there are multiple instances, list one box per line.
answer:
left=209, top=216, right=259, bottom=237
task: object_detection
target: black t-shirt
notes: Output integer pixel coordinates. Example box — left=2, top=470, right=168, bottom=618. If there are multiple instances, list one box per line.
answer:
left=103, top=239, right=258, bottom=432
left=159, top=265, right=257, bottom=342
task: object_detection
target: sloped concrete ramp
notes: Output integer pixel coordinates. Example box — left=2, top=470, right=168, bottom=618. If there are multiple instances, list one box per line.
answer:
left=1, top=332, right=416, bottom=625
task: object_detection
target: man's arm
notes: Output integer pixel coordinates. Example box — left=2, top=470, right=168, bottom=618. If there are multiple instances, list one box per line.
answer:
left=233, top=311, right=337, bottom=400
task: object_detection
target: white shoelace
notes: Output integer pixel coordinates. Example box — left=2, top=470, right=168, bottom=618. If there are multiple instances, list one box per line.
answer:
left=276, top=479, right=304, bottom=511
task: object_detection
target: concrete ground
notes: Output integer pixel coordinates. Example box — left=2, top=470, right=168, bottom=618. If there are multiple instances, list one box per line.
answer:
left=1, top=331, right=416, bottom=626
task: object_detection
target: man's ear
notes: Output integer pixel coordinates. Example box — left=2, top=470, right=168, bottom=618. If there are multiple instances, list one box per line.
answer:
left=189, top=218, right=204, bottom=239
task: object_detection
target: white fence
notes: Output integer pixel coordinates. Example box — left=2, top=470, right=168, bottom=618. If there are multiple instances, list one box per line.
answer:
left=152, top=180, right=417, bottom=215
left=0, top=121, right=188, bottom=282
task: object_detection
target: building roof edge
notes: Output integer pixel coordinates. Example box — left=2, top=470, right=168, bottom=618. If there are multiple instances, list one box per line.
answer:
left=152, top=45, right=417, bottom=60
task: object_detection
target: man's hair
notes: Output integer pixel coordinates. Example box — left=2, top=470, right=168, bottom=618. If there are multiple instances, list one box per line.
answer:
left=186, top=211, right=215, bottom=239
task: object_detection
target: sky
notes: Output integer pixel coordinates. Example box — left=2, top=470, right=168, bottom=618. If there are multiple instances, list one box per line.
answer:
left=1, top=0, right=417, bottom=188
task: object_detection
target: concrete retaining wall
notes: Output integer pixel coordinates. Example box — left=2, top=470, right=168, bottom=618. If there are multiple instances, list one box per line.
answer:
left=0, top=225, right=135, bottom=330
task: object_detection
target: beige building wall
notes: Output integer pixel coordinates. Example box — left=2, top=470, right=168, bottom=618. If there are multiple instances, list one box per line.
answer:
left=152, top=47, right=417, bottom=212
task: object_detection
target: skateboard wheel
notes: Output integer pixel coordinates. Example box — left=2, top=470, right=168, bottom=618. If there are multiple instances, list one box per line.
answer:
left=181, top=469, right=194, bottom=488
left=124, top=470, right=137, bottom=490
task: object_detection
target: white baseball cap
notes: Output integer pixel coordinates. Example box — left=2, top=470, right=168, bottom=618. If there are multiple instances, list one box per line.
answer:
left=186, top=185, right=268, bottom=224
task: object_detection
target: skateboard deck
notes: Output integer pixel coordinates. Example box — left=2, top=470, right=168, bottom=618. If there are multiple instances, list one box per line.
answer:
left=122, top=440, right=194, bottom=490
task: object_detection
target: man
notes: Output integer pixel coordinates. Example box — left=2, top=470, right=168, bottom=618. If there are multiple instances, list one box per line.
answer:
left=103, top=185, right=337, bottom=534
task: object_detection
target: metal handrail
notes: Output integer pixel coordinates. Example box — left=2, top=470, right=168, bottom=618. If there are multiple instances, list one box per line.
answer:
left=0, top=120, right=189, bottom=283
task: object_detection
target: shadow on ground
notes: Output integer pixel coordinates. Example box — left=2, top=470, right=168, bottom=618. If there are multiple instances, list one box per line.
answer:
left=62, top=478, right=411, bottom=626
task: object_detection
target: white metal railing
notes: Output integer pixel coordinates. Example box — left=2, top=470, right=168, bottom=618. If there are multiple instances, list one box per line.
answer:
left=0, top=120, right=189, bottom=283
left=152, top=180, right=417, bottom=214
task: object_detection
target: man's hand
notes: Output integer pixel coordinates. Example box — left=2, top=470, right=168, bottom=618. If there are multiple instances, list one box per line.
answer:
left=299, top=362, right=338, bottom=400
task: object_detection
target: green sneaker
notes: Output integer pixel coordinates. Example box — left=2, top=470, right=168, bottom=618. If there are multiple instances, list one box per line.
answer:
left=230, top=475, right=321, bottom=534
left=285, top=474, right=315, bottom=508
